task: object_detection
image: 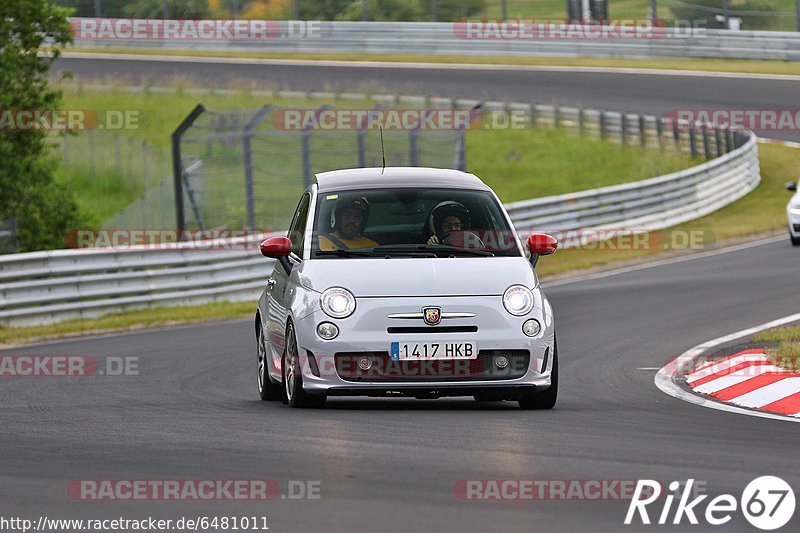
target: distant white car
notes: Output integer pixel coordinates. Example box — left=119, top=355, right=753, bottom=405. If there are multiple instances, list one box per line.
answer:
left=787, top=181, right=800, bottom=246
left=254, top=167, right=559, bottom=409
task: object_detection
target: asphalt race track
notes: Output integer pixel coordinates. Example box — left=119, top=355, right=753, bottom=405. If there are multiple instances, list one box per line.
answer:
left=54, top=56, right=800, bottom=141
left=2, top=238, right=799, bottom=531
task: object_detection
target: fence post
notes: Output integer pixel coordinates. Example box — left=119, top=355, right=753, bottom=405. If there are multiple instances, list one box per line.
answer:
left=242, top=105, right=272, bottom=230
left=171, top=104, right=205, bottom=235
left=702, top=124, right=711, bottom=159
left=639, top=115, right=647, bottom=147
left=531, top=103, right=538, bottom=128
left=63, top=134, right=69, bottom=166
left=89, top=129, right=96, bottom=178
left=672, top=119, right=680, bottom=151
left=656, top=117, right=664, bottom=149
left=453, top=127, right=466, bottom=171
left=114, top=135, right=122, bottom=177
left=409, top=126, right=420, bottom=166
left=726, top=129, right=735, bottom=152
left=554, top=106, right=561, bottom=128
left=620, top=113, right=627, bottom=145
left=688, top=125, right=698, bottom=158
left=143, top=141, right=150, bottom=187
left=578, top=108, right=585, bottom=133
left=599, top=111, right=606, bottom=140
left=714, top=127, right=722, bottom=157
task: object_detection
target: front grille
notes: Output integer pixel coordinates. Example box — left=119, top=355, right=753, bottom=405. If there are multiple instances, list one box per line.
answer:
left=334, top=350, right=529, bottom=382
left=386, top=326, right=478, bottom=334
left=793, top=224, right=800, bottom=232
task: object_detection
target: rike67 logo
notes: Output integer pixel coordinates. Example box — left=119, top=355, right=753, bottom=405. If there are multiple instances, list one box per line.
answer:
left=625, top=477, right=795, bottom=530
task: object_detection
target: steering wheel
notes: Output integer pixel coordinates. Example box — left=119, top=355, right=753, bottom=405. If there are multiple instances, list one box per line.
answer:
left=440, top=231, right=486, bottom=249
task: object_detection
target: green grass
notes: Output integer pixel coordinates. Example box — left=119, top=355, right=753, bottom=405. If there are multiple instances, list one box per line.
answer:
left=766, top=341, right=800, bottom=370
left=754, top=325, right=800, bottom=343
left=534, top=142, right=799, bottom=277
left=753, top=325, right=800, bottom=370
left=56, top=83, right=701, bottom=227
left=0, top=301, right=255, bottom=348
left=68, top=48, right=800, bottom=77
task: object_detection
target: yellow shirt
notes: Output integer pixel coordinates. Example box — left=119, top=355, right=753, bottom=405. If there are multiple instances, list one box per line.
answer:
left=319, top=234, right=378, bottom=251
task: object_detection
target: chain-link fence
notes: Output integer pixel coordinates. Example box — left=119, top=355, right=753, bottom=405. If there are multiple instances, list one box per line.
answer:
left=166, top=106, right=465, bottom=230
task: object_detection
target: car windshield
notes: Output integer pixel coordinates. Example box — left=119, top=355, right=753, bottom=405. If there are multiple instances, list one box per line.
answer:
left=312, top=188, right=521, bottom=258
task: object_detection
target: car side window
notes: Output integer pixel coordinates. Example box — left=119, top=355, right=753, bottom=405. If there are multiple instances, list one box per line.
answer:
left=287, top=192, right=311, bottom=257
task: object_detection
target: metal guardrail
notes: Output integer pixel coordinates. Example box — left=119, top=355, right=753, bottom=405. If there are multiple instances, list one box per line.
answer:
left=0, top=100, right=760, bottom=327
left=70, top=20, right=800, bottom=61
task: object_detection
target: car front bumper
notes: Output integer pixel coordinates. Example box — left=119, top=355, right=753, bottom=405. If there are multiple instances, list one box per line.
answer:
left=287, top=294, right=556, bottom=396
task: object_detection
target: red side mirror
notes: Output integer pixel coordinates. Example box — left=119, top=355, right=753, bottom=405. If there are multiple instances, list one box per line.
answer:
left=260, top=237, right=292, bottom=258
left=527, top=233, right=558, bottom=256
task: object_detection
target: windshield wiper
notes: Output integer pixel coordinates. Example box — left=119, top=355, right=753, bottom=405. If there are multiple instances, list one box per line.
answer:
left=372, top=244, right=495, bottom=257
left=315, top=249, right=375, bottom=258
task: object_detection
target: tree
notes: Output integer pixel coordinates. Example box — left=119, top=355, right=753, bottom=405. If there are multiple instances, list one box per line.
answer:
left=0, top=0, right=86, bottom=251
left=123, top=0, right=211, bottom=19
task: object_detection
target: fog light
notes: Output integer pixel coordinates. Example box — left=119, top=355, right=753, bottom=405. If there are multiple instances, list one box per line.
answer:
left=316, top=322, right=339, bottom=340
left=494, top=355, right=509, bottom=369
left=358, top=357, right=372, bottom=371
left=522, top=319, right=541, bottom=337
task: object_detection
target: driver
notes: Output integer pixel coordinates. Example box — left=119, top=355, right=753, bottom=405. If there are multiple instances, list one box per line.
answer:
left=426, top=201, right=471, bottom=245
left=319, top=197, right=379, bottom=250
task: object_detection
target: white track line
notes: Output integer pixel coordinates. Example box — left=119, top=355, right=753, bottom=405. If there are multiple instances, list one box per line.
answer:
left=60, top=52, right=800, bottom=81
left=655, top=313, right=800, bottom=423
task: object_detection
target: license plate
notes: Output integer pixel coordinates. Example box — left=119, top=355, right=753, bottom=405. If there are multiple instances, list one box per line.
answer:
left=390, top=341, right=477, bottom=360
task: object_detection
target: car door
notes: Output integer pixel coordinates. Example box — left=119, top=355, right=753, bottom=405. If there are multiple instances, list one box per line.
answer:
left=266, top=191, right=311, bottom=364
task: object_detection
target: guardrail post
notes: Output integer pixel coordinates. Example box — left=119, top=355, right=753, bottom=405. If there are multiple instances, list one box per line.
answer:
left=242, top=105, right=273, bottom=230
left=688, top=125, right=698, bottom=158
left=171, top=104, right=206, bottom=235
left=726, top=129, right=735, bottom=152
left=714, top=127, right=722, bottom=157
left=701, top=124, right=711, bottom=159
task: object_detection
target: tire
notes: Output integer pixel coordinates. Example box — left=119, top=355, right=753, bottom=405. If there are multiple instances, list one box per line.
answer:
left=282, top=323, right=326, bottom=408
left=518, top=341, right=558, bottom=410
left=791, top=233, right=800, bottom=246
left=257, top=323, right=281, bottom=401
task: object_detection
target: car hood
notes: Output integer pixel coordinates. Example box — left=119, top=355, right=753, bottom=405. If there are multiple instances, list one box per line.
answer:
left=297, top=257, right=536, bottom=297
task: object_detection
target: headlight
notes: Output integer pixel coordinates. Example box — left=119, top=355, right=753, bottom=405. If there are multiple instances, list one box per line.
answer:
left=320, top=287, right=356, bottom=319
left=503, top=285, right=534, bottom=316
left=789, top=205, right=800, bottom=215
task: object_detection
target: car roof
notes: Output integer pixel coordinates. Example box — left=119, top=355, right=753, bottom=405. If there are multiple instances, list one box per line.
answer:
left=315, top=167, right=491, bottom=193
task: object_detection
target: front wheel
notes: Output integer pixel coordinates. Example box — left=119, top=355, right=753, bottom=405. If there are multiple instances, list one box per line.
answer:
left=283, top=323, right=326, bottom=408
left=257, top=324, right=282, bottom=401
left=791, top=233, right=800, bottom=246
left=518, top=341, right=558, bottom=410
